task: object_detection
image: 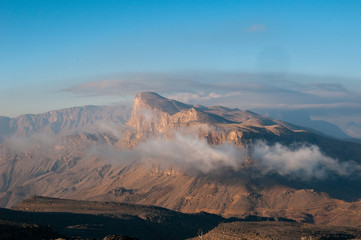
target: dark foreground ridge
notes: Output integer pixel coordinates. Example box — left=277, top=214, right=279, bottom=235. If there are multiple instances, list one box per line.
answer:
left=0, top=196, right=359, bottom=240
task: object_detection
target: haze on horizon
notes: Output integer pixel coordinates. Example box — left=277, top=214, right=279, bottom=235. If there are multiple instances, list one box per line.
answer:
left=1, top=0, right=361, bottom=138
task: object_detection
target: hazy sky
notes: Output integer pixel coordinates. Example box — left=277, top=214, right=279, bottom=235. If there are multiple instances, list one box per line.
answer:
left=1, top=1, right=361, bottom=137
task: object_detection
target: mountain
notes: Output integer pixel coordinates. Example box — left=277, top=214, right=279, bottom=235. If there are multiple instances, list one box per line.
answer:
left=1, top=92, right=361, bottom=227
left=0, top=105, right=132, bottom=140
left=126, top=91, right=308, bottom=147
left=125, top=92, right=361, bottom=162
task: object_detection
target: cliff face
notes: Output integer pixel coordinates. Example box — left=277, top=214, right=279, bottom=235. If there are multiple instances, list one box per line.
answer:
left=126, top=92, right=295, bottom=145
left=126, top=92, right=233, bottom=145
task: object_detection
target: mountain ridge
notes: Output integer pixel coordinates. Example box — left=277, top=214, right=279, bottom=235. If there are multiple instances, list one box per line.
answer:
left=0, top=105, right=131, bottom=140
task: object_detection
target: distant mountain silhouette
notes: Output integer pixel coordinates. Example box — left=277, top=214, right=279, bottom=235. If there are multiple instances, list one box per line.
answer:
left=256, top=109, right=351, bottom=139
left=0, top=105, right=131, bottom=140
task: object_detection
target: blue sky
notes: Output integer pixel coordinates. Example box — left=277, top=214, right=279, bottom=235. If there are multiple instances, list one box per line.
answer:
left=1, top=0, right=361, bottom=137
left=2, top=0, right=360, bottom=87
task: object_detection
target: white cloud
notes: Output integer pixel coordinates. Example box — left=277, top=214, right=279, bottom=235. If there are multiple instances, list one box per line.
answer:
left=251, top=141, right=360, bottom=180
left=91, top=120, right=125, bottom=139
left=128, top=131, right=361, bottom=179
left=136, top=133, right=246, bottom=173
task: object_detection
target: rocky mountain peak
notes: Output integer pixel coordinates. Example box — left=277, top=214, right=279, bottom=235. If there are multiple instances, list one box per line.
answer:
left=127, top=92, right=233, bottom=137
left=133, top=91, right=192, bottom=115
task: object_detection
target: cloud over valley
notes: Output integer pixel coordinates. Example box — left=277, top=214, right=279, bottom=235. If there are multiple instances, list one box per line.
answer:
left=134, top=133, right=361, bottom=179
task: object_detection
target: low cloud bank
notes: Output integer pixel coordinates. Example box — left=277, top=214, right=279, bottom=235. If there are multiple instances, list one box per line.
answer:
left=137, top=133, right=245, bottom=173
left=6, top=133, right=58, bottom=152
left=251, top=141, right=360, bottom=180
left=133, top=132, right=361, bottom=180
left=3, top=129, right=360, bottom=180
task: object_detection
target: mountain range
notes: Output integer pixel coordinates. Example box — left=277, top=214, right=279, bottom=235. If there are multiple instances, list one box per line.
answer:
left=1, top=92, right=361, bottom=228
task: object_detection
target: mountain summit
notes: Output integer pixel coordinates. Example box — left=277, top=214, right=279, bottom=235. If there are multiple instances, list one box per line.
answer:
left=127, top=92, right=233, bottom=143
left=133, top=91, right=192, bottom=115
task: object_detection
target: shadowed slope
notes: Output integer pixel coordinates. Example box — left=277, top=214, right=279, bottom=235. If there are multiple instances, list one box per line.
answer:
left=5, top=196, right=361, bottom=240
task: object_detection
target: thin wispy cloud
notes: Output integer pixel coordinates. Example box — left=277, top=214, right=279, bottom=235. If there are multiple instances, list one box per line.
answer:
left=248, top=24, right=266, bottom=32
left=170, top=91, right=243, bottom=103
left=64, top=74, right=210, bottom=97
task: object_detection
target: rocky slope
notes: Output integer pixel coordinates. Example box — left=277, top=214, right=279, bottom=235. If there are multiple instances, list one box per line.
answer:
left=1, top=92, right=361, bottom=227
